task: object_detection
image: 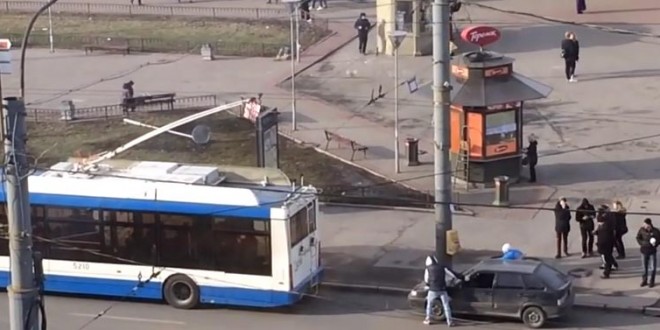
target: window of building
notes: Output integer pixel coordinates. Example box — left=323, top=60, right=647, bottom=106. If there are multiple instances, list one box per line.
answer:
left=395, top=1, right=413, bottom=32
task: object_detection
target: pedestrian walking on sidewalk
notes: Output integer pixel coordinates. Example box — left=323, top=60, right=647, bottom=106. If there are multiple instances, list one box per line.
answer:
left=554, top=197, right=571, bottom=259
left=354, top=13, right=371, bottom=55
left=576, top=198, right=596, bottom=258
left=636, top=218, right=660, bottom=287
left=612, top=201, right=629, bottom=259
left=524, top=134, right=538, bottom=182
left=576, top=0, right=586, bottom=14
left=423, top=255, right=454, bottom=327
left=561, top=32, right=580, bottom=82
left=312, top=0, right=327, bottom=10
left=595, top=205, right=617, bottom=278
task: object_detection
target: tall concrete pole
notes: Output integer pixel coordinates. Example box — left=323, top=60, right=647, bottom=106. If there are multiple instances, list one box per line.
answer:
left=3, top=97, right=39, bottom=330
left=291, top=8, right=298, bottom=130
left=393, top=44, right=400, bottom=173
left=432, top=0, right=453, bottom=267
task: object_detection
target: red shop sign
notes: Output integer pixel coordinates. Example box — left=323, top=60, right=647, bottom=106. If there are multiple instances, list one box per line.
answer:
left=460, top=26, right=501, bottom=47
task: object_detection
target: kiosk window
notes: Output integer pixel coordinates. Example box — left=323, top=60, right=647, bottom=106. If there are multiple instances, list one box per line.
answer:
left=485, top=110, right=517, bottom=157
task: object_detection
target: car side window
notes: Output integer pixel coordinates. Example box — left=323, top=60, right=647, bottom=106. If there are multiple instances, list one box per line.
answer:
left=495, top=273, right=524, bottom=289
left=466, top=272, right=495, bottom=289
left=522, top=274, right=546, bottom=290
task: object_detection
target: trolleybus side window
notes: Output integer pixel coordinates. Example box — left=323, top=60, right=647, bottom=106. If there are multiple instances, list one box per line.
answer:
left=290, top=209, right=308, bottom=247
left=157, top=214, right=271, bottom=276
left=108, top=211, right=157, bottom=264
left=308, top=201, right=317, bottom=233
left=43, top=206, right=115, bottom=263
left=290, top=203, right=316, bottom=247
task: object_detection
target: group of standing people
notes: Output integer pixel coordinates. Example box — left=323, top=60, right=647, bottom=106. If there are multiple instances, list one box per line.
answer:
left=554, top=198, right=660, bottom=285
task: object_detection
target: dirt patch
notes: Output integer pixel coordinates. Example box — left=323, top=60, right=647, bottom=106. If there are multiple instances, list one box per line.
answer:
left=22, top=111, right=431, bottom=206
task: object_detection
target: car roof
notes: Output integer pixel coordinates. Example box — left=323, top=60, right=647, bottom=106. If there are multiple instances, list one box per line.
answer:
left=471, top=258, right=542, bottom=274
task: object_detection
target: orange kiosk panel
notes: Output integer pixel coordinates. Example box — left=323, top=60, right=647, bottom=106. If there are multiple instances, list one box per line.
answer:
left=450, top=107, right=462, bottom=154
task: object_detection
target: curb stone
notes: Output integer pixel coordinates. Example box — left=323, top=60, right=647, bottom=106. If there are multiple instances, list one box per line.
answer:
left=322, top=282, right=659, bottom=315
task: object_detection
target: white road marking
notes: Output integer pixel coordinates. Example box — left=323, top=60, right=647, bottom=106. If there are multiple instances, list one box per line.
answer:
left=69, top=313, right=186, bottom=325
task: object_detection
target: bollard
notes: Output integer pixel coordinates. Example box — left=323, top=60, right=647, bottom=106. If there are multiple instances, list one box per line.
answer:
left=492, top=175, right=510, bottom=206
left=405, top=138, right=420, bottom=166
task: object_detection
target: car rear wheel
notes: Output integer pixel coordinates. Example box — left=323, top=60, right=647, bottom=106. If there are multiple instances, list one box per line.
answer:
left=522, top=306, right=547, bottom=329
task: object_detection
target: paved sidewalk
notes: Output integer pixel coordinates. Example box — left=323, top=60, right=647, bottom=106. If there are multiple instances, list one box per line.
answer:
left=319, top=204, right=660, bottom=313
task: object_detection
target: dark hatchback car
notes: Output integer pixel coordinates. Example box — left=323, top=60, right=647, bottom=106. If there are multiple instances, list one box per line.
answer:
left=408, top=258, right=574, bottom=328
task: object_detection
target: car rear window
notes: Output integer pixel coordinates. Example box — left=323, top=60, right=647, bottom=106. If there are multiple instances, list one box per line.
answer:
left=535, top=264, right=569, bottom=290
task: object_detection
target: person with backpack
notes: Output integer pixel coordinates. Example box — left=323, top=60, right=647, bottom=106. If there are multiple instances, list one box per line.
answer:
left=423, top=255, right=454, bottom=326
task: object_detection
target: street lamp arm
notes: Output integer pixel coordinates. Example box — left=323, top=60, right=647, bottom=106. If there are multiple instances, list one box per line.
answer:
left=20, top=0, right=59, bottom=99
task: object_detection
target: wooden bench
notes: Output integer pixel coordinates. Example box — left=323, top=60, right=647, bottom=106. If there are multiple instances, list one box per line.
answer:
left=125, top=93, right=176, bottom=112
left=84, top=38, right=130, bottom=55
left=323, top=130, right=368, bottom=161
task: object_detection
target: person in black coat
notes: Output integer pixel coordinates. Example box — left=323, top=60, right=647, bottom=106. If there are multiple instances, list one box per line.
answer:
left=612, top=201, right=629, bottom=259
left=553, top=197, right=571, bottom=258
left=525, top=134, right=538, bottom=183
left=575, top=198, right=596, bottom=258
left=561, top=31, right=580, bottom=82
left=595, top=205, right=618, bottom=278
left=576, top=0, right=586, bottom=14
left=636, top=218, right=660, bottom=287
left=354, top=13, right=371, bottom=55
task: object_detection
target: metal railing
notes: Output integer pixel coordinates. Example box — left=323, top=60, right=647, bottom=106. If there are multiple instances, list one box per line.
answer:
left=1, top=1, right=287, bottom=19
left=3, top=33, right=283, bottom=57
left=0, top=1, right=330, bottom=31
left=26, top=94, right=224, bottom=122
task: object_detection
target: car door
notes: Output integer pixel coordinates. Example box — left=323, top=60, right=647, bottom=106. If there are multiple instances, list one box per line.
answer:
left=461, top=271, right=495, bottom=314
left=493, top=272, right=525, bottom=316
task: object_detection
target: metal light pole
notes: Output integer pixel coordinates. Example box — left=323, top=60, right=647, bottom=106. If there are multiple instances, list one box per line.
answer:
left=47, top=5, right=54, bottom=53
left=388, top=31, right=407, bottom=174
left=282, top=0, right=300, bottom=131
left=295, top=6, right=301, bottom=63
left=433, top=0, right=453, bottom=267
left=20, top=0, right=59, bottom=99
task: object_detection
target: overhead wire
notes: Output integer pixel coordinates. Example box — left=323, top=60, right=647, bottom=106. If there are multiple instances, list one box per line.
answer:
left=21, top=165, right=660, bottom=217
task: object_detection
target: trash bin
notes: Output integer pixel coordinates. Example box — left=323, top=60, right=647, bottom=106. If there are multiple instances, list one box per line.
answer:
left=405, top=138, right=420, bottom=166
left=60, top=100, right=75, bottom=121
left=492, top=175, right=510, bottom=206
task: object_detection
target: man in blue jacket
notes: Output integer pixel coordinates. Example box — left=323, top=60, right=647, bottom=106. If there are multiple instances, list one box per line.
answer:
left=501, top=243, right=524, bottom=260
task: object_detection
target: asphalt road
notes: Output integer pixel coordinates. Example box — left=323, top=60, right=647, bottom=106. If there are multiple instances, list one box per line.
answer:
left=0, top=290, right=658, bottom=330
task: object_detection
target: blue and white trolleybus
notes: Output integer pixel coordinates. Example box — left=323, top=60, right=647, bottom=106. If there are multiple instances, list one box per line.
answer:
left=0, top=160, right=322, bottom=309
